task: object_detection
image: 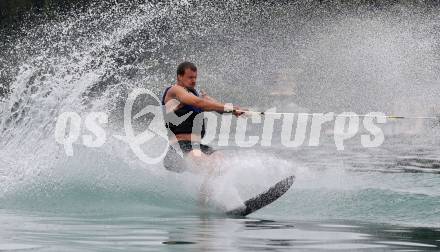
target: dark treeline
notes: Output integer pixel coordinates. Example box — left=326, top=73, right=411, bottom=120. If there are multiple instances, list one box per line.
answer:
left=1, top=0, right=440, bottom=37
left=1, top=0, right=440, bottom=22
left=2, top=0, right=440, bottom=36
left=0, top=0, right=92, bottom=29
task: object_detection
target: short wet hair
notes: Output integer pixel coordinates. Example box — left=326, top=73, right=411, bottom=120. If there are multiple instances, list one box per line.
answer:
left=177, top=62, right=197, bottom=76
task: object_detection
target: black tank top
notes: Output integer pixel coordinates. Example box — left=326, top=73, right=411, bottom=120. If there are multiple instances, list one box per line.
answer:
left=161, top=86, right=206, bottom=138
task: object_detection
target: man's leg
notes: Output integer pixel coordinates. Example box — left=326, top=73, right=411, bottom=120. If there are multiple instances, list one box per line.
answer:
left=188, top=149, right=223, bottom=207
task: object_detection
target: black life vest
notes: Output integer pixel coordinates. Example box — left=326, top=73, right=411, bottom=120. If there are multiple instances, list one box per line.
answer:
left=161, top=86, right=206, bottom=138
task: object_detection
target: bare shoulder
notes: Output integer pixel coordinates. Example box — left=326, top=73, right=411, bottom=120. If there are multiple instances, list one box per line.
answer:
left=164, top=85, right=194, bottom=104
left=164, top=85, right=178, bottom=99
left=167, top=85, right=185, bottom=96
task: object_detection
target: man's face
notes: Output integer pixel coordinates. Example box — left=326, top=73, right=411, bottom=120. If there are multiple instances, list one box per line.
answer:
left=177, top=69, right=197, bottom=89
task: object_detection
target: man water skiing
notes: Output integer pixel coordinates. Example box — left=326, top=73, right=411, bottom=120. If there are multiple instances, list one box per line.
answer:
left=162, top=62, right=244, bottom=173
left=161, top=62, right=246, bottom=208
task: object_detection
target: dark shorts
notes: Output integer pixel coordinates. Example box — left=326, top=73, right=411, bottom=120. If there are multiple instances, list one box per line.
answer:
left=163, top=140, right=215, bottom=173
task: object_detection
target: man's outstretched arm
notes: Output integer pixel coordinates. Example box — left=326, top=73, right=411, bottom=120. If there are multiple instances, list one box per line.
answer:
left=170, top=85, right=229, bottom=113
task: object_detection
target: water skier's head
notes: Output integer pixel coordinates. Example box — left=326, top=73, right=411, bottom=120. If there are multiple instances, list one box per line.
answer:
left=176, top=61, right=197, bottom=90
